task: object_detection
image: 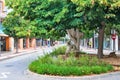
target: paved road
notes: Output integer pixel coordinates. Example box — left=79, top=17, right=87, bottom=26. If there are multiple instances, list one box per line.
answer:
left=0, top=46, right=120, bottom=80
left=0, top=47, right=53, bottom=80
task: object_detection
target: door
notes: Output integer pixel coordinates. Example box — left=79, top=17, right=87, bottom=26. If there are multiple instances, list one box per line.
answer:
left=0, top=37, right=6, bottom=51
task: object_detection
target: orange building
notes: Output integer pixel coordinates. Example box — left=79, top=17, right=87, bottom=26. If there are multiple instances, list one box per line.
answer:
left=18, top=38, right=36, bottom=50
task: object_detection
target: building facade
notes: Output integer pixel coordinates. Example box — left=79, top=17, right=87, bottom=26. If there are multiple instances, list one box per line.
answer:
left=81, top=33, right=120, bottom=51
left=93, top=33, right=119, bottom=51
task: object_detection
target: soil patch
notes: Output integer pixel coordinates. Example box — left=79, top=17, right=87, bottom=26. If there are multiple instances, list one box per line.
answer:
left=101, top=54, right=120, bottom=71
left=75, top=53, right=120, bottom=71
left=83, top=53, right=120, bottom=71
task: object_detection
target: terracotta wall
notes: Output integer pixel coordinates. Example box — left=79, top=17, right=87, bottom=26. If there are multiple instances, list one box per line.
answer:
left=31, top=38, right=36, bottom=48
left=5, top=37, right=9, bottom=51
left=6, top=37, right=14, bottom=51
left=6, top=37, right=37, bottom=51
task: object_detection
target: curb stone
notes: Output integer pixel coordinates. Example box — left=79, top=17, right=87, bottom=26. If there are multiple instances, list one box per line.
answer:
left=26, top=70, right=120, bottom=80
left=0, top=44, right=64, bottom=61
left=0, top=50, right=38, bottom=61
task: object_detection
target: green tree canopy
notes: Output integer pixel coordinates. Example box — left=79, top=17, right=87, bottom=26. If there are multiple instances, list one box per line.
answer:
left=72, top=0, right=120, bottom=58
left=6, top=0, right=120, bottom=58
left=2, top=12, right=29, bottom=38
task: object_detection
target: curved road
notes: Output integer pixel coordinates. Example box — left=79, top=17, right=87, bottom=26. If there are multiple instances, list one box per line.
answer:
left=0, top=47, right=120, bottom=80
left=0, top=47, right=52, bottom=80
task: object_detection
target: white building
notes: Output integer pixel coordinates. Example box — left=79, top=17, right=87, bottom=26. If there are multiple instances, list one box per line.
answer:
left=81, top=33, right=119, bottom=51
left=94, top=34, right=119, bottom=51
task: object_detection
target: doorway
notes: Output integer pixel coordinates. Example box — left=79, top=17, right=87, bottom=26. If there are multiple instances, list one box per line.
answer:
left=0, top=37, right=6, bottom=51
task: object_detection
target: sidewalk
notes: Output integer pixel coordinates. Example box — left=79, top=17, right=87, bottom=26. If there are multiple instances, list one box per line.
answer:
left=0, top=44, right=64, bottom=61
left=80, top=46, right=120, bottom=55
left=2, top=45, right=119, bottom=61
left=0, top=47, right=41, bottom=61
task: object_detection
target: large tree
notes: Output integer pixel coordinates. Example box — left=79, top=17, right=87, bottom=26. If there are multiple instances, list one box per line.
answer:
left=5, top=0, right=63, bottom=41
left=6, top=0, right=120, bottom=58
left=5, top=0, right=86, bottom=56
left=72, top=0, right=120, bottom=58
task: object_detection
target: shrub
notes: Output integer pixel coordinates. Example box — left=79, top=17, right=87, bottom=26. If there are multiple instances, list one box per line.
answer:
left=50, top=46, right=66, bottom=56
left=38, top=54, right=53, bottom=64
left=79, top=51, right=87, bottom=54
left=29, top=46, right=113, bottom=76
left=29, top=54, right=113, bottom=76
left=50, top=46, right=87, bottom=56
left=29, top=61, right=113, bottom=76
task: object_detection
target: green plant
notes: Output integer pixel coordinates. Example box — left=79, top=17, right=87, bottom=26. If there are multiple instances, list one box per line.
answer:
left=50, top=46, right=66, bottom=56
left=29, top=60, right=113, bottom=76
left=79, top=51, right=87, bottom=54
left=29, top=53, right=113, bottom=76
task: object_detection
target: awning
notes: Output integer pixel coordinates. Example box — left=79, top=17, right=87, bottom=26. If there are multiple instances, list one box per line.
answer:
left=0, top=33, right=8, bottom=37
left=0, top=23, right=8, bottom=37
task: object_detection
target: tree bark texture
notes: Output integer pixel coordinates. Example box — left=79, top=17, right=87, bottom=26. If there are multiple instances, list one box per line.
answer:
left=97, top=22, right=105, bottom=58
left=66, top=28, right=83, bottom=56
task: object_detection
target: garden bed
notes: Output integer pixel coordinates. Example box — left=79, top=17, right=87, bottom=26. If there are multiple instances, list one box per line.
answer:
left=28, top=46, right=116, bottom=76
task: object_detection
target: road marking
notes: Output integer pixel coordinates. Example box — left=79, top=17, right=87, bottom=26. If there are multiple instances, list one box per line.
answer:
left=0, top=72, right=10, bottom=78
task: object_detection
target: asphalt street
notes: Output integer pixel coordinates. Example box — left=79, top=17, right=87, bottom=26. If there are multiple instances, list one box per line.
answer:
left=0, top=47, right=53, bottom=80
left=0, top=46, right=120, bottom=80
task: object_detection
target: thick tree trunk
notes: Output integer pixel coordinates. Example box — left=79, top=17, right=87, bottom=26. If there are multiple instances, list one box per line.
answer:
left=74, top=39, right=80, bottom=57
left=41, top=38, right=44, bottom=46
left=97, top=22, right=105, bottom=58
left=50, top=39, right=54, bottom=46
left=66, top=28, right=83, bottom=57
